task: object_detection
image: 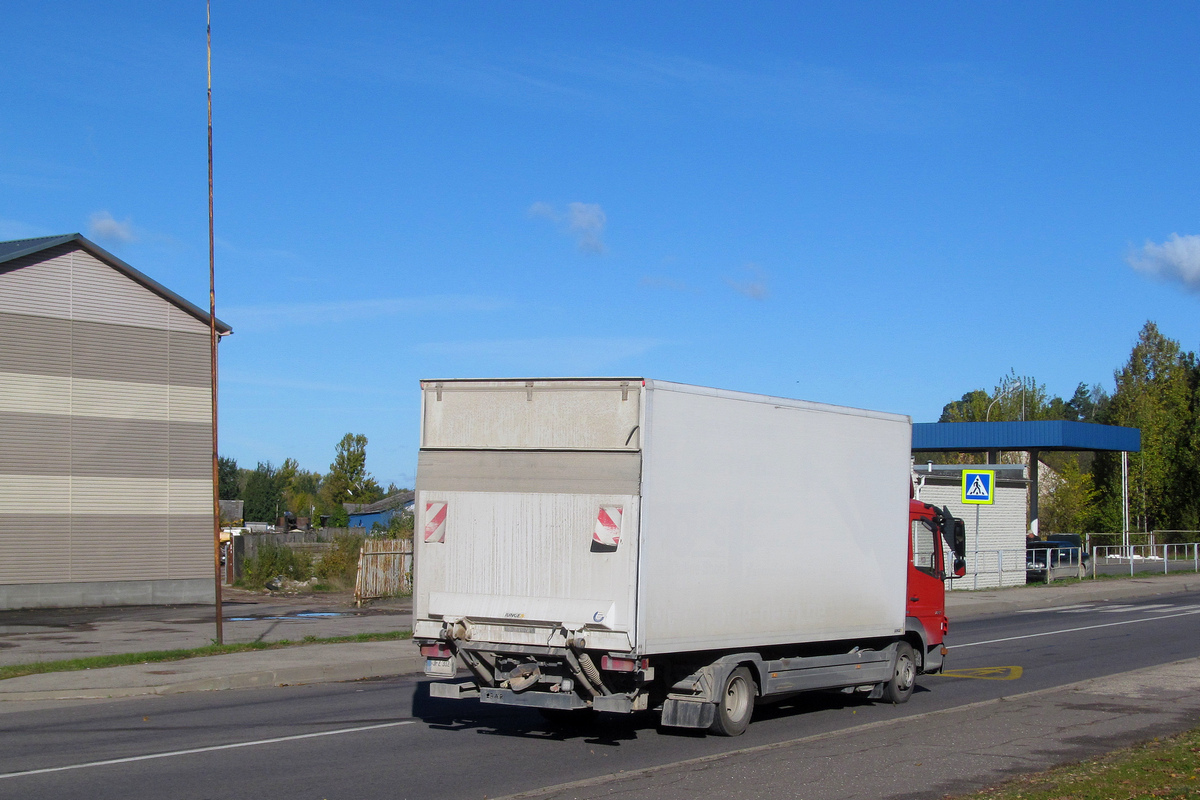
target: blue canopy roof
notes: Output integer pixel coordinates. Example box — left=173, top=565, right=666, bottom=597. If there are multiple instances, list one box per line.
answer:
left=912, top=421, right=1140, bottom=453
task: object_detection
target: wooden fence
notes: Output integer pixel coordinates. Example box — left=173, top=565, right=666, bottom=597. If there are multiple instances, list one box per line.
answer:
left=354, top=539, right=413, bottom=604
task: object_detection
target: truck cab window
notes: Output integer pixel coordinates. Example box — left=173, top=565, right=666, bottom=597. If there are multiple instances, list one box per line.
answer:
left=911, top=519, right=938, bottom=576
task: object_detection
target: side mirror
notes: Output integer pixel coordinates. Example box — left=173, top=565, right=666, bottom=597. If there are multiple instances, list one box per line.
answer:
left=942, top=507, right=967, bottom=557
left=948, top=514, right=967, bottom=578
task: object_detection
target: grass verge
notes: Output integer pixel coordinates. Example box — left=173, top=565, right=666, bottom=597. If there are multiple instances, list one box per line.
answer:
left=0, top=629, right=412, bottom=682
left=953, top=727, right=1200, bottom=800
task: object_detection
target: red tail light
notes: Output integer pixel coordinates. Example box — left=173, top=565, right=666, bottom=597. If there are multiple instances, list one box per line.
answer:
left=600, top=655, right=648, bottom=672
left=421, top=642, right=452, bottom=658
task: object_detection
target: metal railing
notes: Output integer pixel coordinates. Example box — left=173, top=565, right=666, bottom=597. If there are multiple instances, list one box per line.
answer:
left=1091, top=543, right=1200, bottom=577
left=950, top=541, right=1200, bottom=589
left=953, top=548, right=1030, bottom=590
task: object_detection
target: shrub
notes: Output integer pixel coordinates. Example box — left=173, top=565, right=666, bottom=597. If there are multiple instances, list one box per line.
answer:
left=388, top=511, right=414, bottom=540
left=238, top=541, right=313, bottom=589
left=314, top=532, right=365, bottom=590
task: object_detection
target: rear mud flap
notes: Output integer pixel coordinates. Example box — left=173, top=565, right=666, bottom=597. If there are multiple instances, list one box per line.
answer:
left=661, top=697, right=716, bottom=729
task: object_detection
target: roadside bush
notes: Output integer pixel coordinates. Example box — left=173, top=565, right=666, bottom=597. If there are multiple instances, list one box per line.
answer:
left=238, top=541, right=313, bottom=590
left=388, top=511, right=414, bottom=540
left=314, top=532, right=365, bottom=590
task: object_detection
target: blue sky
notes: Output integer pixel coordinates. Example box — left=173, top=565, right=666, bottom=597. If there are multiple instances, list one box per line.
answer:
left=4, top=3, right=1199, bottom=488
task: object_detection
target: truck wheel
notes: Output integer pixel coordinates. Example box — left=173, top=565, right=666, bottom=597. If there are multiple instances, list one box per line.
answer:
left=709, top=666, right=756, bottom=736
left=881, top=643, right=916, bottom=704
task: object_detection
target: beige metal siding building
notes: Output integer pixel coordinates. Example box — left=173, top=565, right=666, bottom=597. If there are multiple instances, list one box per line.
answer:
left=0, top=234, right=230, bottom=609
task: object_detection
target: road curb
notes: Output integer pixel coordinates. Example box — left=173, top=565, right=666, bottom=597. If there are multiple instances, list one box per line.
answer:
left=0, top=656, right=428, bottom=702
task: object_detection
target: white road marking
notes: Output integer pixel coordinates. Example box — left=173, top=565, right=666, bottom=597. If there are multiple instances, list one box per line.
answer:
left=1151, top=604, right=1200, bottom=613
left=1016, top=604, right=1094, bottom=614
left=1101, top=603, right=1172, bottom=612
left=950, top=607, right=1200, bottom=650
left=0, top=720, right=416, bottom=781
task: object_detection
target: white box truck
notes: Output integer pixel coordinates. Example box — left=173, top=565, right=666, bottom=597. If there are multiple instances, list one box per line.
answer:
left=413, top=379, right=965, bottom=735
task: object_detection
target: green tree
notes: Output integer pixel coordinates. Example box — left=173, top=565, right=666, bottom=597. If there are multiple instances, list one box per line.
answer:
left=938, top=389, right=990, bottom=423
left=1094, top=322, right=1198, bottom=534
left=243, top=461, right=286, bottom=523
left=321, top=433, right=382, bottom=525
left=1040, top=457, right=1097, bottom=534
left=938, top=371, right=1059, bottom=424
left=218, top=456, right=241, bottom=500
left=283, top=464, right=325, bottom=519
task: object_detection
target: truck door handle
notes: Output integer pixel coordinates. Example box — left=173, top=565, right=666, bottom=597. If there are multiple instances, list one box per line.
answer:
left=909, top=597, right=919, bottom=602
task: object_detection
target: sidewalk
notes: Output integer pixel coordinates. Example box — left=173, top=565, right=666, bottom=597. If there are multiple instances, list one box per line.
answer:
left=0, top=639, right=425, bottom=702
left=0, top=572, right=1197, bottom=703
left=0, top=587, right=412, bottom=666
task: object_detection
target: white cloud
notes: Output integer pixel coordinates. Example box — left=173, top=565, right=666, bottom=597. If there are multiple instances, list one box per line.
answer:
left=567, top=202, right=606, bottom=254
left=88, top=211, right=137, bottom=243
left=726, top=264, right=769, bottom=300
left=1127, top=233, right=1200, bottom=292
left=528, top=201, right=607, bottom=254
left=526, top=201, right=558, bottom=221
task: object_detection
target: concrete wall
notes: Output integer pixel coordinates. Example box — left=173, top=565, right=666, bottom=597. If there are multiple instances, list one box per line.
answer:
left=0, top=579, right=211, bottom=610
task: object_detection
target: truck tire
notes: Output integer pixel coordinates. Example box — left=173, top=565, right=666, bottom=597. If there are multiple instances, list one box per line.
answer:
left=709, top=666, right=756, bottom=736
left=881, top=642, right=916, bottom=704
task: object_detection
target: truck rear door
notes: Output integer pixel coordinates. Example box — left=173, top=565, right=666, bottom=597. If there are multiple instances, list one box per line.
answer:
left=414, top=379, right=643, bottom=651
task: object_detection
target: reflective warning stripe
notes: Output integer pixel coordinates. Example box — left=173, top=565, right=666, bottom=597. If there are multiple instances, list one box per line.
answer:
left=593, top=506, right=622, bottom=547
left=424, top=502, right=447, bottom=543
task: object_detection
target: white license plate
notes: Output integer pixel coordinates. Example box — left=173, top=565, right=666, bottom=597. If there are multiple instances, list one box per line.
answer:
left=425, top=657, right=456, bottom=677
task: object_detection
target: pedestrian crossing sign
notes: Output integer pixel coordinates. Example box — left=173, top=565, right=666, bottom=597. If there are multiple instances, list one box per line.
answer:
left=962, top=470, right=995, bottom=504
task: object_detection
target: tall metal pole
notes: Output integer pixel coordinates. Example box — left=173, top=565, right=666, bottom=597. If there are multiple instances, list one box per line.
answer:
left=208, top=0, right=223, bottom=645
left=1121, top=451, right=1130, bottom=560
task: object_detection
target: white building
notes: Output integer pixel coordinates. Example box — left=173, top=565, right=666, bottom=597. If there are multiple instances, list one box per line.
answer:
left=913, top=464, right=1028, bottom=589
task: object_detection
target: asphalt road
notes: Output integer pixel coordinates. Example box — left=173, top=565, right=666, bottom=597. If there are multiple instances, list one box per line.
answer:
left=3, top=591, right=1200, bottom=800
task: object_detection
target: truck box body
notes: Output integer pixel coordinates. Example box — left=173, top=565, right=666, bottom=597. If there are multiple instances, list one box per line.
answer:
left=414, top=378, right=913, bottom=656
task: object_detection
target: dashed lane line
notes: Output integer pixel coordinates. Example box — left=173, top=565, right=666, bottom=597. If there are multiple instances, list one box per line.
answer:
left=1100, top=603, right=1172, bottom=612
left=0, top=720, right=417, bottom=781
left=1016, top=604, right=1095, bottom=614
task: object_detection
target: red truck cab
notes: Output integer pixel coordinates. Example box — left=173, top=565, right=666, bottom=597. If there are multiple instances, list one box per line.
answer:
left=906, top=499, right=966, bottom=675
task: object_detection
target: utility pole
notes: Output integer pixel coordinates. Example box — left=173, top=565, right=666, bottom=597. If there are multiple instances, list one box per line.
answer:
left=207, top=0, right=223, bottom=645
